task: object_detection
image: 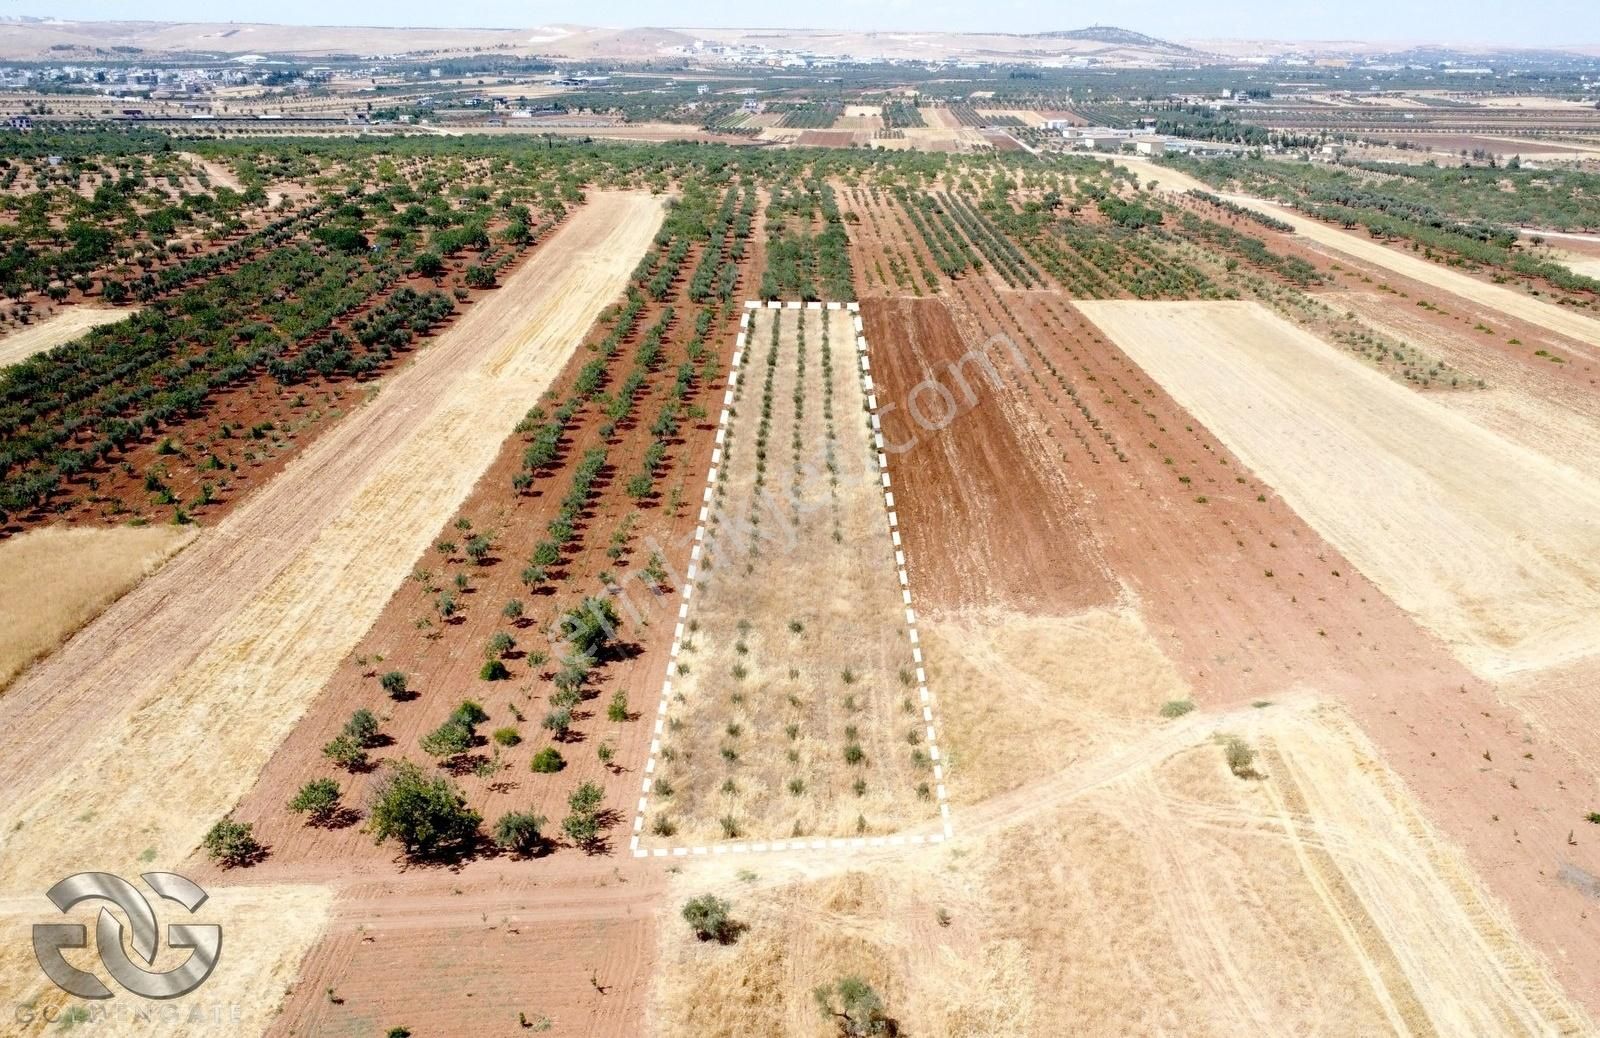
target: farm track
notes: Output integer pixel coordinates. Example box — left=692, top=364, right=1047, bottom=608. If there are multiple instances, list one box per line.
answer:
left=0, top=192, right=665, bottom=1032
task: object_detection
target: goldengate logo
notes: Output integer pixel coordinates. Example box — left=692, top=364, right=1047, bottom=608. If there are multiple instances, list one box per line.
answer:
left=31, top=872, right=222, bottom=1000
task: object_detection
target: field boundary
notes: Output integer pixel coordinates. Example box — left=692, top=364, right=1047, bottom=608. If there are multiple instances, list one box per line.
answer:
left=629, top=299, right=953, bottom=859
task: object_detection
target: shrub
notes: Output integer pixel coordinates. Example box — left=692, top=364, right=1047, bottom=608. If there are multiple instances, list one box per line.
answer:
left=682, top=894, right=738, bottom=943
left=569, top=781, right=604, bottom=815
left=607, top=689, right=630, bottom=722
left=492, top=810, right=547, bottom=855
left=1225, top=737, right=1258, bottom=778
left=344, top=708, right=381, bottom=748
left=485, top=633, right=516, bottom=660
left=562, top=809, right=601, bottom=848
left=1159, top=699, right=1195, bottom=719
left=288, top=778, right=341, bottom=823
left=479, top=659, right=510, bottom=681
left=380, top=671, right=408, bottom=698
left=202, top=818, right=260, bottom=867
left=492, top=726, right=521, bottom=747
left=813, top=976, right=892, bottom=1037
left=323, top=734, right=368, bottom=771
left=502, top=599, right=524, bottom=621
left=420, top=721, right=473, bottom=758
left=559, top=597, right=621, bottom=658
left=541, top=707, right=573, bottom=739
left=368, top=760, right=481, bottom=857
left=530, top=747, right=565, bottom=773
left=452, top=700, right=488, bottom=727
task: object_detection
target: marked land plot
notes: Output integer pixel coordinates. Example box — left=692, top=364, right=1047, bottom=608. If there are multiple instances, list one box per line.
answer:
left=1078, top=299, right=1600, bottom=679
left=636, top=303, right=946, bottom=851
left=0, top=305, right=138, bottom=369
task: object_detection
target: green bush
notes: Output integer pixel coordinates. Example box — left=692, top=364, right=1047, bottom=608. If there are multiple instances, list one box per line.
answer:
left=492, top=810, right=547, bottom=855
left=288, top=778, right=341, bottom=823
left=368, top=760, right=480, bottom=857
left=202, top=818, right=260, bottom=867
left=530, top=747, right=565, bottom=773
left=344, top=708, right=381, bottom=747
left=380, top=671, right=408, bottom=698
left=1225, top=737, right=1258, bottom=779
left=479, top=659, right=510, bottom=681
left=682, top=894, right=738, bottom=943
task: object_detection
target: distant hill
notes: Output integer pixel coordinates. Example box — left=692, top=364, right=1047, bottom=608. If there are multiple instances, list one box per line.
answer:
left=1029, top=25, right=1197, bottom=53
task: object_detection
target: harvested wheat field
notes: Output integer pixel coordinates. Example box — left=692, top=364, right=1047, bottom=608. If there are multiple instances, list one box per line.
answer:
left=0, top=523, right=195, bottom=691
left=652, top=695, right=1588, bottom=1037
left=1078, top=299, right=1600, bottom=679
left=0, top=192, right=665, bottom=1030
left=0, top=305, right=138, bottom=369
left=638, top=305, right=941, bottom=847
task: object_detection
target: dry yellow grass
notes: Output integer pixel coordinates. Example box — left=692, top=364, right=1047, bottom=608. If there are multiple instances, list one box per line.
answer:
left=924, top=605, right=1186, bottom=805
left=0, top=524, right=194, bottom=691
left=642, top=306, right=936, bottom=845
left=0, top=306, right=139, bottom=369
left=653, top=697, right=1590, bottom=1037
left=1079, top=299, right=1600, bottom=679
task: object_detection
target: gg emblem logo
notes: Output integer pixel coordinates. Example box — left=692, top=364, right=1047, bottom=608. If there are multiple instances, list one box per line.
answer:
left=32, top=872, right=222, bottom=1000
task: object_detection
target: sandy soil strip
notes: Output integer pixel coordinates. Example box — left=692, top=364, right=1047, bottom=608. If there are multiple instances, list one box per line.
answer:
left=0, top=524, right=195, bottom=691
left=1119, top=156, right=1600, bottom=349
left=1077, top=299, right=1600, bottom=679
left=0, top=305, right=139, bottom=368
left=0, top=193, right=665, bottom=1021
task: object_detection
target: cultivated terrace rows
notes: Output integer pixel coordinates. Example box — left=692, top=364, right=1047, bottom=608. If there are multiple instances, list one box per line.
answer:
left=229, top=175, right=766, bottom=868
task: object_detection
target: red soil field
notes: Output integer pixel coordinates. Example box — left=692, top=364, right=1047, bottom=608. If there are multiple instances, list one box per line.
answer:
left=860, top=296, right=1114, bottom=614
left=3, top=240, right=545, bottom=539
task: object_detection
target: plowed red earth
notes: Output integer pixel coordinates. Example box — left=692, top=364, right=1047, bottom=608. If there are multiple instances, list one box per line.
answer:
left=861, top=296, right=1114, bottom=613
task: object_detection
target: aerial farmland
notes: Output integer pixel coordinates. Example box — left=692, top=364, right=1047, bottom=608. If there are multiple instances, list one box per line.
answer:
left=0, top=11, right=1598, bottom=1038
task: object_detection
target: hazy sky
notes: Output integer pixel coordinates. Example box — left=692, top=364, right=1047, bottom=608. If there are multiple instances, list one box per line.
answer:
left=7, top=0, right=1594, bottom=47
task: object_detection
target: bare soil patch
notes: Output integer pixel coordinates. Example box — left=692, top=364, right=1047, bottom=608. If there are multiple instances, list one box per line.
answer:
left=861, top=296, right=1114, bottom=612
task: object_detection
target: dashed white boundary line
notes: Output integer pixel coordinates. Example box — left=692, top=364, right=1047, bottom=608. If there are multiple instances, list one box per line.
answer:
left=630, top=300, right=951, bottom=860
